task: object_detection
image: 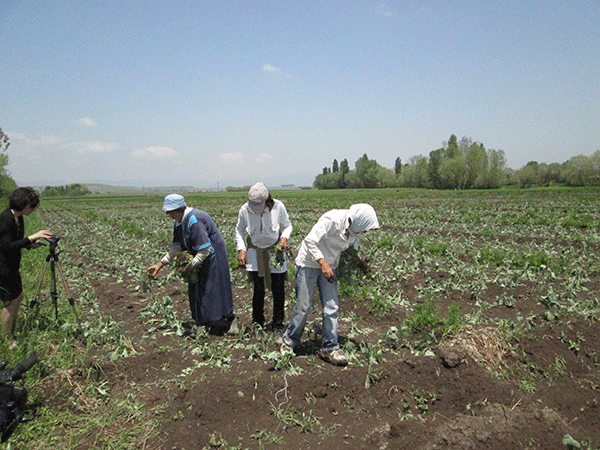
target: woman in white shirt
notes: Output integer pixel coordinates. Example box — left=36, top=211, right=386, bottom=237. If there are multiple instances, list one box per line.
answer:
left=281, top=204, right=379, bottom=366
left=235, top=182, right=292, bottom=339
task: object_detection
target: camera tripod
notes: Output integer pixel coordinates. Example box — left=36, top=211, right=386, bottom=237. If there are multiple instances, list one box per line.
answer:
left=29, top=236, right=83, bottom=333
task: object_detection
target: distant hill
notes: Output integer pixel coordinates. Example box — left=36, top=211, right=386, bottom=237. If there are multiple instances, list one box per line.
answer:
left=84, top=184, right=202, bottom=195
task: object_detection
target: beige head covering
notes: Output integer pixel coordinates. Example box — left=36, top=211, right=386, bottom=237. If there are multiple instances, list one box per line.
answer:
left=248, top=182, right=268, bottom=214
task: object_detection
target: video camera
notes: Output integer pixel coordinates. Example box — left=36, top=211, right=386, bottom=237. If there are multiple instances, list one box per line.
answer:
left=0, top=355, right=38, bottom=442
left=45, top=234, right=60, bottom=246
left=45, top=234, right=61, bottom=254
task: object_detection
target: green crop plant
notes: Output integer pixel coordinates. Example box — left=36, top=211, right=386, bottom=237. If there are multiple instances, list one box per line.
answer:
left=551, top=356, right=567, bottom=379
left=269, top=404, right=319, bottom=433
left=204, top=433, right=244, bottom=449
left=343, top=341, right=386, bottom=388
left=250, top=428, right=284, bottom=444
left=424, top=241, right=448, bottom=256
left=140, top=295, right=186, bottom=335
left=562, top=434, right=600, bottom=450
left=365, top=286, right=394, bottom=317
left=402, top=296, right=441, bottom=334
left=374, top=233, right=396, bottom=251
left=397, top=298, right=463, bottom=354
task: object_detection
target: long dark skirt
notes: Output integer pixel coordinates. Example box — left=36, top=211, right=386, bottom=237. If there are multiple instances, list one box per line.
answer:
left=187, top=250, right=234, bottom=326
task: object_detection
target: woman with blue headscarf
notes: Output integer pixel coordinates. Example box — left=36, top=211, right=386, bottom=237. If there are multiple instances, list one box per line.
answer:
left=148, top=194, right=235, bottom=335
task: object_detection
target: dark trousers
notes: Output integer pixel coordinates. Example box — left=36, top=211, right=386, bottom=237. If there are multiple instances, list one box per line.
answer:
left=249, top=271, right=285, bottom=328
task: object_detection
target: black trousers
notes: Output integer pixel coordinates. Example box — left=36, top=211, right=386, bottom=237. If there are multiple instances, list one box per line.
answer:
left=249, top=271, right=285, bottom=327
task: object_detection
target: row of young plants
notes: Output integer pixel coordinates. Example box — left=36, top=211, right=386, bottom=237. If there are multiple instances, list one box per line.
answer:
left=2, top=187, right=600, bottom=448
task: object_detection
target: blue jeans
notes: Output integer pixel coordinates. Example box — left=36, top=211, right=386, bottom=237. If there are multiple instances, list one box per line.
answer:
left=283, top=266, right=340, bottom=351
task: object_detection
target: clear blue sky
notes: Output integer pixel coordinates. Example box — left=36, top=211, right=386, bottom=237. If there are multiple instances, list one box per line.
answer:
left=1, top=0, right=598, bottom=188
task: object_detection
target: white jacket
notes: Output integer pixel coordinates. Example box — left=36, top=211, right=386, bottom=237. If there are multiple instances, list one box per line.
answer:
left=235, top=199, right=293, bottom=273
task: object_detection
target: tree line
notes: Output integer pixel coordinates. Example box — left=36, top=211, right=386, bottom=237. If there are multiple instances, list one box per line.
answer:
left=41, top=184, right=91, bottom=197
left=2, top=128, right=598, bottom=196
left=314, top=134, right=600, bottom=190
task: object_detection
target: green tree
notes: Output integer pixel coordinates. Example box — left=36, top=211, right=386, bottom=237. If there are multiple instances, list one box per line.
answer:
left=415, top=156, right=430, bottom=188
left=313, top=171, right=344, bottom=189
left=394, top=157, right=402, bottom=175
left=401, top=155, right=429, bottom=188
left=428, top=148, right=445, bottom=189
left=544, top=162, right=562, bottom=185
left=340, top=159, right=349, bottom=175
left=340, top=158, right=350, bottom=188
left=354, top=153, right=381, bottom=188
left=377, top=166, right=398, bottom=187
left=315, top=158, right=353, bottom=189
left=590, top=150, right=600, bottom=185
left=0, top=128, right=16, bottom=196
left=0, top=128, right=9, bottom=154
left=42, top=183, right=91, bottom=197
left=465, top=142, right=488, bottom=188
left=458, top=136, right=472, bottom=155
left=483, top=148, right=507, bottom=188
left=338, top=170, right=355, bottom=188
left=439, top=154, right=467, bottom=189
left=516, top=161, right=542, bottom=188
left=562, top=155, right=598, bottom=186
left=446, top=134, right=460, bottom=159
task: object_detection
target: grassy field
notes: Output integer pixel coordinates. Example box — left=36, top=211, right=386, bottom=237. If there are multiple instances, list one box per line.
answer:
left=1, top=186, right=600, bottom=449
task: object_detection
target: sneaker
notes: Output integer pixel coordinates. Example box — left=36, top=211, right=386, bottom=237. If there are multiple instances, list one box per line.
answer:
left=181, top=321, right=197, bottom=337
left=226, top=317, right=239, bottom=336
left=317, top=349, right=348, bottom=366
left=273, top=327, right=284, bottom=345
left=280, top=342, right=294, bottom=357
left=182, top=321, right=196, bottom=330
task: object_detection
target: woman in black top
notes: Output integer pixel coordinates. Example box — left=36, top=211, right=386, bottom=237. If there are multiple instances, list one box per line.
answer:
left=0, top=187, right=52, bottom=342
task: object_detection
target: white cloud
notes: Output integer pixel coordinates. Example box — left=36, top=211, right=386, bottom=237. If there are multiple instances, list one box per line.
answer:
left=69, top=141, right=120, bottom=154
left=263, top=63, right=282, bottom=74
left=375, top=2, right=393, bottom=17
left=10, top=132, right=118, bottom=156
left=219, top=152, right=245, bottom=163
left=9, top=132, right=63, bottom=148
left=131, top=146, right=178, bottom=160
left=262, top=63, right=291, bottom=77
left=256, top=152, right=274, bottom=163
left=78, top=117, right=97, bottom=127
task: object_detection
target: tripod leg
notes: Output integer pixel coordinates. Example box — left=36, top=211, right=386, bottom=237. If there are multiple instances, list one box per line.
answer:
left=32, top=259, right=50, bottom=307
left=50, top=258, right=58, bottom=319
left=25, top=258, right=51, bottom=329
left=55, top=261, right=84, bottom=335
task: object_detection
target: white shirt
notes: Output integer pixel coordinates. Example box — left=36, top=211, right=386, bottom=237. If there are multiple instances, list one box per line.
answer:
left=295, top=209, right=359, bottom=270
left=235, top=199, right=293, bottom=273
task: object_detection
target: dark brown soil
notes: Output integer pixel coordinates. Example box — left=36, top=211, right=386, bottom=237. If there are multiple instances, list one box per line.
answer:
left=47, top=263, right=600, bottom=450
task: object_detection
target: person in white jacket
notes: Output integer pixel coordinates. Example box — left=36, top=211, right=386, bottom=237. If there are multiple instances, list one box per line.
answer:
left=281, top=204, right=379, bottom=366
left=235, top=182, right=292, bottom=340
